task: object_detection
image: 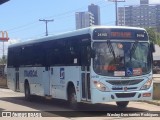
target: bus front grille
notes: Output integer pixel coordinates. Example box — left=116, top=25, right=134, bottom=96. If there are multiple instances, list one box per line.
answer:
left=106, top=79, right=143, bottom=86
left=112, top=87, right=137, bottom=90
left=115, top=93, right=136, bottom=98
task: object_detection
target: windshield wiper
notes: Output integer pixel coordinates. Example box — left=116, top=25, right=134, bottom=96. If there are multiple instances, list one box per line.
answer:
left=130, top=41, right=138, bottom=60
left=107, top=40, right=116, bottom=62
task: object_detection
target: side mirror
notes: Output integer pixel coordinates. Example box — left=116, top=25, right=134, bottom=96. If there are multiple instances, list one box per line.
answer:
left=91, top=49, right=96, bottom=58
left=150, top=43, right=155, bottom=53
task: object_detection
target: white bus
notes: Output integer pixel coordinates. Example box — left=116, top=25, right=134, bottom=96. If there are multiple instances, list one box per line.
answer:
left=7, top=26, right=155, bottom=109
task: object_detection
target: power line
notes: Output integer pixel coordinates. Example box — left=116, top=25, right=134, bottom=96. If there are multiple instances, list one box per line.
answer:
left=5, top=0, right=107, bottom=33
left=6, top=0, right=115, bottom=38
left=6, top=21, right=38, bottom=32
left=44, top=0, right=105, bottom=20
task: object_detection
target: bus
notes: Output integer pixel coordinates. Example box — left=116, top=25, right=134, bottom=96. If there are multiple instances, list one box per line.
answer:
left=7, top=26, right=155, bottom=109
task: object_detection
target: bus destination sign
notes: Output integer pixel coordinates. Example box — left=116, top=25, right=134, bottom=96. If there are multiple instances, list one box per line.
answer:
left=93, top=28, right=148, bottom=40
left=111, top=32, right=132, bottom=39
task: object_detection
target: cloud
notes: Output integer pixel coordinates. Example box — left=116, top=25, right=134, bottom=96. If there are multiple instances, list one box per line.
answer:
left=8, top=38, right=21, bottom=45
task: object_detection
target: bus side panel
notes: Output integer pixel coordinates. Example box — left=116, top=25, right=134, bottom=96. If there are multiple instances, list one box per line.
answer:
left=42, top=67, right=51, bottom=96
left=50, top=66, right=81, bottom=101
left=19, top=68, right=25, bottom=93
left=7, top=68, right=16, bottom=91
left=19, top=67, right=45, bottom=96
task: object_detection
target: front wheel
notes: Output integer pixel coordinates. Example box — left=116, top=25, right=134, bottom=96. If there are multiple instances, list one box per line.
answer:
left=116, top=101, right=129, bottom=108
left=68, top=87, right=79, bottom=110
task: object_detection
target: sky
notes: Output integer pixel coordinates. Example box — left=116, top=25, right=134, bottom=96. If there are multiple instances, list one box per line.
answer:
left=0, top=0, right=160, bottom=57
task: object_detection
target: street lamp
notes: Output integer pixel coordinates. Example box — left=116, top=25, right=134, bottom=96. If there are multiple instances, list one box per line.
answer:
left=108, top=0, right=125, bottom=26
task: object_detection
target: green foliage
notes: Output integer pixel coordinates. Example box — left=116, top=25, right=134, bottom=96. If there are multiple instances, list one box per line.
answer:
left=0, top=55, right=7, bottom=64
left=146, top=28, right=160, bottom=46
left=156, top=33, right=160, bottom=45
left=146, top=28, right=156, bottom=43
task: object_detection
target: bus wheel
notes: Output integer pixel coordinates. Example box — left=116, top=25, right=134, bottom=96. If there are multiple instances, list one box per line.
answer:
left=24, top=83, right=32, bottom=101
left=116, top=101, right=129, bottom=108
left=68, top=87, right=78, bottom=110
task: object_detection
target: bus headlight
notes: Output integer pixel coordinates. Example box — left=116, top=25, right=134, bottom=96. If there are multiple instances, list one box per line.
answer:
left=94, top=81, right=109, bottom=92
left=140, top=79, right=152, bottom=90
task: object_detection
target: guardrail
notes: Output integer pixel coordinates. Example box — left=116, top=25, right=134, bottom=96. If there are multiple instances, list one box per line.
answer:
left=153, top=74, right=160, bottom=82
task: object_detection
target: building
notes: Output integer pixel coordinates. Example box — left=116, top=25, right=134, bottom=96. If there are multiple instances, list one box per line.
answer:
left=118, top=7, right=125, bottom=26
left=140, top=0, right=149, bottom=4
left=75, top=12, right=94, bottom=29
left=88, top=4, right=101, bottom=25
left=118, top=0, right=160, bottom=28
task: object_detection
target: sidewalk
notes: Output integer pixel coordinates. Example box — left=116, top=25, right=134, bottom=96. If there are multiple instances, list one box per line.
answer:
left=143, top=100, right=160, bottom=106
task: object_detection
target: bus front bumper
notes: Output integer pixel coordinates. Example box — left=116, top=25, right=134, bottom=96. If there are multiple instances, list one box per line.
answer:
left=91, top=88, right=153, bottom=104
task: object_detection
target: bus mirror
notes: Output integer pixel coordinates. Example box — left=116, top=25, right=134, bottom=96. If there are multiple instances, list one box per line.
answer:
left=150, top=43, right=155, bottom=53
left=91, top=49, right=96, bottom=58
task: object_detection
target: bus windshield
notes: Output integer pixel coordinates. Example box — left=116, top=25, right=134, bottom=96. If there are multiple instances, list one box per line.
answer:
left=93, top=41, right=151, bottom=77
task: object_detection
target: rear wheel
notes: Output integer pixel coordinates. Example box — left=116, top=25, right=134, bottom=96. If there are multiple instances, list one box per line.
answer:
left=116, top=101, right=129, bottom=108
left=68, top=87, right=78, bottom=110
left=24, top=82, right=32, bottom=101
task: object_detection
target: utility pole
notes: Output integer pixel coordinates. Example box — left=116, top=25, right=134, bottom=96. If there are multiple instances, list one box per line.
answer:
left=108, top=0, right=125, bottom=26
left=3, top=41, right=4, bottom=62
left=39, top=19, right=54, bottom=36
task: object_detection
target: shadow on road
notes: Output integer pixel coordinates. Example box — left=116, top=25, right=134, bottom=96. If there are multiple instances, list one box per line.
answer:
left=0, top=96, right=148, bottom=117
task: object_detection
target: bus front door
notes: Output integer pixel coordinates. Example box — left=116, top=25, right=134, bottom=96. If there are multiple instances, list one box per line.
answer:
left=81, top=45, right=91, bottom=101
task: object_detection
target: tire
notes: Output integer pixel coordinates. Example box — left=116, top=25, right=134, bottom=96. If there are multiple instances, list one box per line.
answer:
left=116, top=101, right=129, bottom=108
left=24, top=83, right=32, bottom=101
left=68, top=87, right=78, bottom=110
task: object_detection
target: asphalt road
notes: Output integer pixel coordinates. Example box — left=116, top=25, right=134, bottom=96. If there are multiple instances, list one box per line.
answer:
left=0, top=88, right=160, bottom=120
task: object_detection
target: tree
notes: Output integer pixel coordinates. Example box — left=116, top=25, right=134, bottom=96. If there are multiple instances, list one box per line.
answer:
left=0, top=55, right=7, bottom=65
left=146, top=28, right=156, bottom=43
left=146, top=28, right=160, bottom=46
left=156, top=32, right=160, bottom=45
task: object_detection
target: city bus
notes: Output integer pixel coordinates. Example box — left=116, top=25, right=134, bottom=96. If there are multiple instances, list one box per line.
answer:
left=7, top=26, right=155, bottom=109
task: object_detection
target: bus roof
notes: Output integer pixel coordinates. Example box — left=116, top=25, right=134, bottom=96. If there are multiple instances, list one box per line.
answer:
left=8, top=26, right=146, bottom=48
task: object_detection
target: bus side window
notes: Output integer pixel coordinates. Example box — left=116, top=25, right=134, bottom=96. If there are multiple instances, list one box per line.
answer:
left=13, top=48, right=21, bottom=67
left=66, top=38, right=80, bottom=66
left=45, top=41, right=56, bottom=66
left=8, top=49, right=14, bottom=67
left=81, top=45, right=91, bottom=66
left=33, top=44, right=45, bottom=66
left=46, top=40, right=66, bottom=66
left=55, top=40, right=66, bottom=65
left=21, top=45, right=34, bottom=66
